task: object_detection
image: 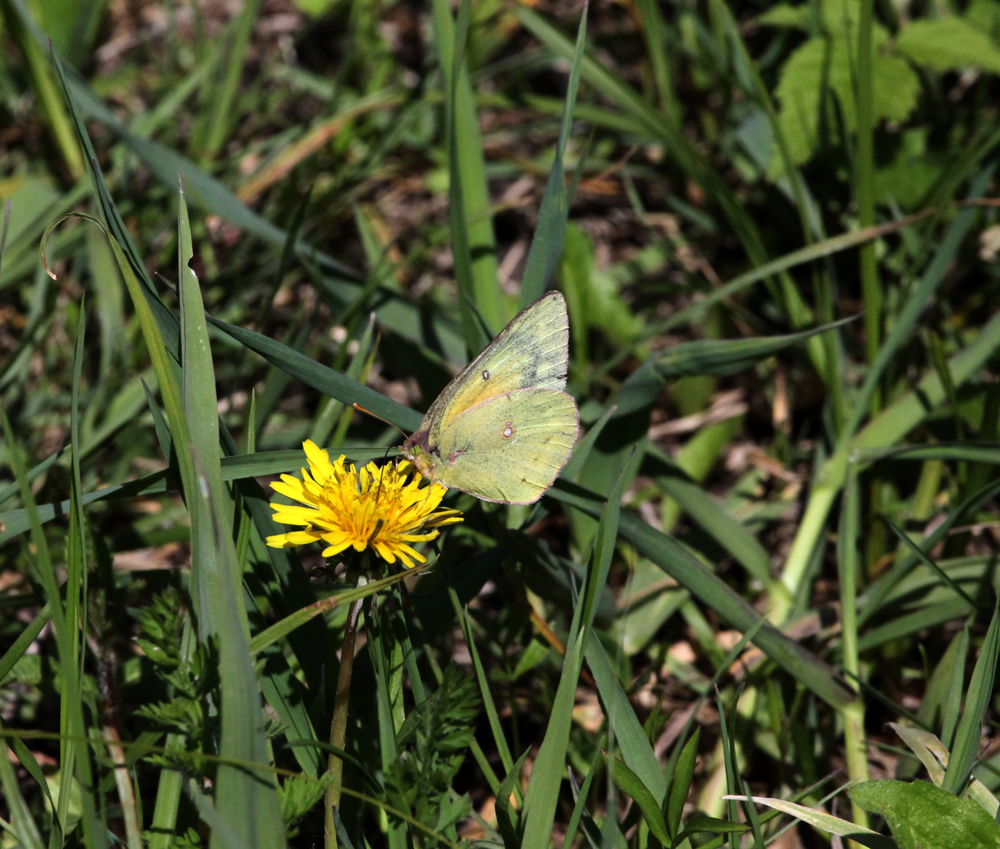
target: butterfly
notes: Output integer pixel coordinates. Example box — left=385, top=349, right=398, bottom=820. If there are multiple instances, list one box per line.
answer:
left=402, top=291, right=580, bottom=504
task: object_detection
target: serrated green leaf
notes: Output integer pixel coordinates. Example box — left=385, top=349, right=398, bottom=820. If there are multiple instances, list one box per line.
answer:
left=774, top=32, right=919, bottom=168
left=896, top=17, right=1000, bottom=74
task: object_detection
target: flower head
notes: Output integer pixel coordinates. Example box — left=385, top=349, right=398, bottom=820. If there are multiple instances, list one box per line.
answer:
left=266, top=440, right=462, bottom=568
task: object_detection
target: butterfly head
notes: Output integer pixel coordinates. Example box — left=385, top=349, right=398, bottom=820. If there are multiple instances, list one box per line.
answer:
left=402, top=429, right=440, bottom=484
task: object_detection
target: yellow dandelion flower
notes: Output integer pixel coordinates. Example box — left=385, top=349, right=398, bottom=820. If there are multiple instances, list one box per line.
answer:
left=266, top=440, right=462, bottom=568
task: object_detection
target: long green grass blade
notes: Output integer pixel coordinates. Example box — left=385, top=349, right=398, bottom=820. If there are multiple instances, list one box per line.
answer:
left=548, top=482, right=855, bottom=708
left=519, top=4, right=587, bottom=306
left=434, top=0, right=501, bottom=344
left=203, top=455, right=287, bottom=848
left=521, top=456, right=628, bottom=848
left=943, top=597, right=1000, bottom=795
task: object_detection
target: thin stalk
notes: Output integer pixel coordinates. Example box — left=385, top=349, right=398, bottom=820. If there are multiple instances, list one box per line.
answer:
left=838, top=470, right=870, bottom=840
left=856, top=0, right=886, bottom=578
left=856, top=0, right=880, bottom=404
left=325, top=591, right=364, bottom=849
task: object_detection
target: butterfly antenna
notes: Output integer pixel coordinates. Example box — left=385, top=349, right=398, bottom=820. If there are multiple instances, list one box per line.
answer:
left=353, top=403, right=407, bottom=440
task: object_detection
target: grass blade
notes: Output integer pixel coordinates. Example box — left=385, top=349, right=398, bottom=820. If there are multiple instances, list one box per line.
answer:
left=520, top=3, right=588, bottom=306
left=943, top=596, right=1000, bottom=795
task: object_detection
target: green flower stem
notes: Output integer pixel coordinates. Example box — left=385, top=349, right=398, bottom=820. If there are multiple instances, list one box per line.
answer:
left=325, top=589, right=364, bottom=849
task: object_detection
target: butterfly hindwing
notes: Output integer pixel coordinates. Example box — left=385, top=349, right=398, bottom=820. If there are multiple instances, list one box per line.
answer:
left=403, top=290, right=580, bottom=504
left=431, top=388, right=579, bottom=504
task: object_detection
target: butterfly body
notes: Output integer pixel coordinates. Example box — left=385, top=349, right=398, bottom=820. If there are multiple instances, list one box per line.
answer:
left=403, top=291, right=579, bottom=504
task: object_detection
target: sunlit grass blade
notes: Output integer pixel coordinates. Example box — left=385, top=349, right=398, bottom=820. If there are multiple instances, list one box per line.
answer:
left=723, top=795, right=892, bottom=849
left=781, top=300, right=1000, bottom=605
left=177, top=180, right=243, bottom=640
left=433, top=0, right=501, bottom=347
left=194, top=452, right=285, bottom=847
left=519, top=2, right=587, bottom=306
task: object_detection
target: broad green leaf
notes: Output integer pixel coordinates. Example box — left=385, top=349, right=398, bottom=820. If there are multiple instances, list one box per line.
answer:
left=755, top=4, right=811, bottom=28
left=774, top=32, right=919, bottom=168
left=896, top=17, right=1000, bottom=74
left=889, top=723, right=1000, bottom=817
left=850, top=780, right=1000, bottom=848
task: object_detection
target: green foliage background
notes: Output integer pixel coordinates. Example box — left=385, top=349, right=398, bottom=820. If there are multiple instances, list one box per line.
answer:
left=2, top=0, right=1000, bottom=846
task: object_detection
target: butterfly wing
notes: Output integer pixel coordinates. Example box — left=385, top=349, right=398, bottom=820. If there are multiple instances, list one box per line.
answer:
left=421, top=291, right=570, bottom=447
left=430, top=387, right=579, bottom=504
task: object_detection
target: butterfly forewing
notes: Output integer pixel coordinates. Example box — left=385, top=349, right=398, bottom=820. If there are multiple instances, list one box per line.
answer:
left=423, top=291, right=570, bottom=447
